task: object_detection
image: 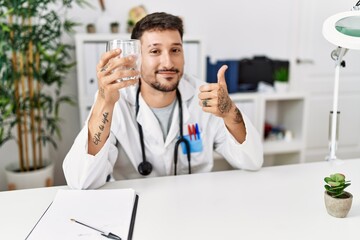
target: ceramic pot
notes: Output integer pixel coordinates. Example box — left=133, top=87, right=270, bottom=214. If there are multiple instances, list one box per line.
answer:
left=86, top=24, right=96, bottom=33
left=274, top=81, right=289, bottom=93
left=324, top=191, right=353, bottom=218
left=110, top=25, right=119, bottom=33
left=4, top=160, right=54, bottom=190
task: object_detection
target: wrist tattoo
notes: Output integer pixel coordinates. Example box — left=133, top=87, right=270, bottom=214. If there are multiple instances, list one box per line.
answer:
left=92, top=112, right=110, bottom=145
left=100, top=87, right=105, bottom=99
left=218, top=86, right=232, bottom=114
left=234, top=108, right=244, bottom=124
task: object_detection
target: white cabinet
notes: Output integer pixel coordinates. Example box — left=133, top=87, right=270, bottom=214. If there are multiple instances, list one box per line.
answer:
left=75, top=33, right=205, bottom=126
left=231, top=92, right=308, bottom=166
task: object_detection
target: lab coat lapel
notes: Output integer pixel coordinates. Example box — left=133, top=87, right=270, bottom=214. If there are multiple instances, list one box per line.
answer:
left=178, top=74, right=193, bottom=126
left=164, top=85, right=191, bottom=148
left=136, top=94, right=164, bottom=145
left=164, top=103, right=179, bottom=147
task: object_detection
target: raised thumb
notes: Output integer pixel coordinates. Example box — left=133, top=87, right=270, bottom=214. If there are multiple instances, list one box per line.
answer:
left=217, top=65, right=228, bottom=86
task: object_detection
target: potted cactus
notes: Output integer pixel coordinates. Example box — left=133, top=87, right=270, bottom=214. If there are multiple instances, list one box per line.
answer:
left=324, top=173, right=352, bottom=218
left=273, top=67, right=289, bottom=92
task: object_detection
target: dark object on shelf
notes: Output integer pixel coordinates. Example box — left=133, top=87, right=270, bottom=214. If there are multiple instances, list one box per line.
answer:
left=206, top=56, right=290, bottom=93
left=264, top=122, right=286, bottom=140
left=238, top=56, right=273, bottom=92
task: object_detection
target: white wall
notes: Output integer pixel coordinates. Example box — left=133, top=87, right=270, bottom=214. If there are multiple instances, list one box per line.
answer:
left=0, top=0, right=357, bottom=190
left=68, top=0, right=296, bottom=60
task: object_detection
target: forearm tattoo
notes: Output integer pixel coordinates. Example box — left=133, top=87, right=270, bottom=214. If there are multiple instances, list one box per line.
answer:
left=92, top=112, right=109, bottom=145
left=234, top=108, right=244, bottom=124
left=218, top=86, right=232, bottom=114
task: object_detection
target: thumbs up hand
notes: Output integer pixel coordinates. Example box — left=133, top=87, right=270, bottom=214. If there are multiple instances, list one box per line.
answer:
left=198, top=64, right=246, bottom=143
left=198, top=65, right=235, bottom=119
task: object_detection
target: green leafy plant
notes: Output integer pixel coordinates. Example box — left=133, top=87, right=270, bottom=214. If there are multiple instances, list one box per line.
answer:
left=273, top=67, right=289, bottom=82
left=127, top=19, right=135, bottom=27
left=324, top=173, right=351, bottom=198
left=110, top=22, right=119, bottom=33
left=0, top=0, right=89, bottom=172
left=110, top=22, right=119, bottom=27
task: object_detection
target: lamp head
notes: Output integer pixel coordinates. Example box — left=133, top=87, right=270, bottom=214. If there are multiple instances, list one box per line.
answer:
left=323, top=8, right=360, bottom=50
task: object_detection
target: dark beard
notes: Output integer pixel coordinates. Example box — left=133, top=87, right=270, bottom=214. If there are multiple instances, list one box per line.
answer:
left=151, top=69, right=182, bottom=92
left=150, top=80, right=179, bottom=92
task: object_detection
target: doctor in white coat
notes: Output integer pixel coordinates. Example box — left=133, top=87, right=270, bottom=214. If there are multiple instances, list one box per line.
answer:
left=63, top=12, right=263, bottom=189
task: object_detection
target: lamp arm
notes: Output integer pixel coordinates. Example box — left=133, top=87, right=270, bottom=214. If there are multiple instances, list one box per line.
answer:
left=328, top=47, right=347, bottom=161
left=331, top=47, right=348, bottom=61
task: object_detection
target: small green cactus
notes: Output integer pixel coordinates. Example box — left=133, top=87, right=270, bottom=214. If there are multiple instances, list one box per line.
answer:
left=273, top=67, right=289, bottom=82
left=324, top=173, right=351, bottom=198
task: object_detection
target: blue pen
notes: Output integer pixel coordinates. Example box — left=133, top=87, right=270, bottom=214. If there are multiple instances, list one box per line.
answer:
left=195, top=123, right=201, bottom=140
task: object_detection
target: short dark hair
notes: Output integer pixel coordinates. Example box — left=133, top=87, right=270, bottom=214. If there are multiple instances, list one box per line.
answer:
left=131, top=12, right=183, bottom=40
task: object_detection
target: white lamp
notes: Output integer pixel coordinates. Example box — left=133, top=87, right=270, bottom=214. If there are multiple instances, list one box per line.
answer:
left=322, top=2, right=360, bottom=161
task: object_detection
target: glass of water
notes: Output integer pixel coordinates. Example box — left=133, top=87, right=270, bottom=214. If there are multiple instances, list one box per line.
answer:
left=106, top=39, right=141, bottom=81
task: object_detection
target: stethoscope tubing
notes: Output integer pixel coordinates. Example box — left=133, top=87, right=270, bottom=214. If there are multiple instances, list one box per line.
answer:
left=135, top=83, right=191, bottom=176
left=174, top=91, right=191, bottom=175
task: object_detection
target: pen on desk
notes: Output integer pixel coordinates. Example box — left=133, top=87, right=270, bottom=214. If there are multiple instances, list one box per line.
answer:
left=70, top=218, right=121, bottom=240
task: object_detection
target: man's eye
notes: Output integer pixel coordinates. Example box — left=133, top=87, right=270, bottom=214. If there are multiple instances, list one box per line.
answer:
left=150, top=49, right=160, bottom=54
left=172, top=48, right=181, bottom=53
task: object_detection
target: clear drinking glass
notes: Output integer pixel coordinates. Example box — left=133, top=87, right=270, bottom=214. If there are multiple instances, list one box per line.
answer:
left=106, top=39, right=141, bottom=81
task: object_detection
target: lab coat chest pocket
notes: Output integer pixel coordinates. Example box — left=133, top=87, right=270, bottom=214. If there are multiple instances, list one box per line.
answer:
left=179, top=131, right=209, bottom=173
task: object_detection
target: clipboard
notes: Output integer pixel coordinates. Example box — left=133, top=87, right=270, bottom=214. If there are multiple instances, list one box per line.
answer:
left=26, top=189, right=139, bottom=240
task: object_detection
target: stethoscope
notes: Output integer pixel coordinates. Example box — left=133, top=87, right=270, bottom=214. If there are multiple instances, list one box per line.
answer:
left=135, top=83, right=191, bottom=176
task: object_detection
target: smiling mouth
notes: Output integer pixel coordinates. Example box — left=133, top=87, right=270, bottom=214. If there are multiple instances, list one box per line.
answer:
left=155, top=69, right=180, bottom=74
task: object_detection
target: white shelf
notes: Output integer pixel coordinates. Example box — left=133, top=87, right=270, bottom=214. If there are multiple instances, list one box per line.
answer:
left=261, top=92, right=307, bottom=100
left=231, top=91, right=308, bottom=165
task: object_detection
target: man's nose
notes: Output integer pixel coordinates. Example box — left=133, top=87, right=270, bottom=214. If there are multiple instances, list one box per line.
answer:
left=160, top=52, right=174, bottom=69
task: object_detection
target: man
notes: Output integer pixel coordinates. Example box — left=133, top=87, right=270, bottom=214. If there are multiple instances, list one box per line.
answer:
left=63, top=12, right=263, bottom=189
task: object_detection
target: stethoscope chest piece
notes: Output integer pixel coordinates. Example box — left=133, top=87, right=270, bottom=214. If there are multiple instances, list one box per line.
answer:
left=138, top=161, right=153, bottom=176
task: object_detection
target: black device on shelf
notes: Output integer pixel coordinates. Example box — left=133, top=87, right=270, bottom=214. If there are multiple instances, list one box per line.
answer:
left=206, top=56, right=290, bottom=93
left=238, top=56, right=274, bottom=92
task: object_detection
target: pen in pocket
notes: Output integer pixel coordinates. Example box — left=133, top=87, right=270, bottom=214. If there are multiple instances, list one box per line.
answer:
left=195, top=123, right=200, bottom=140
left=187, top=124, right=198, bottom=140
left=187, top=124, right=194, bottom=140
left=182, top=123, right=203, bottom=154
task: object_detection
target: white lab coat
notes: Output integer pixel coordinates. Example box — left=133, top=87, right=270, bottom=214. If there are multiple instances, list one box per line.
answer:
left=63, top=74, right=263, bottom=189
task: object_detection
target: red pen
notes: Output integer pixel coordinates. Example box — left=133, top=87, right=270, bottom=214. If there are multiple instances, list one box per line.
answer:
left=188, top=124, right=193, bottom=140
left=192, top=124, right=197, bottom=140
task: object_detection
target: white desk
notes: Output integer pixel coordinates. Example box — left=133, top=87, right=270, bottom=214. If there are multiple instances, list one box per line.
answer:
left=1, top=159, right=360, bottom=240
